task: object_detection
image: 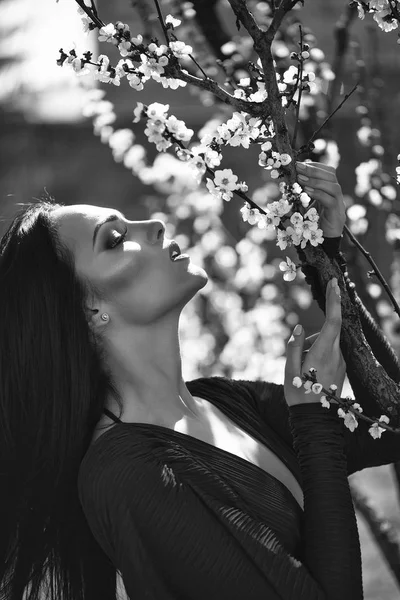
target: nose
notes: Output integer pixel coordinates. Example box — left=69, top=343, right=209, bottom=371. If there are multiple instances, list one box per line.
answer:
left=146, top=220, right=165, bottom=245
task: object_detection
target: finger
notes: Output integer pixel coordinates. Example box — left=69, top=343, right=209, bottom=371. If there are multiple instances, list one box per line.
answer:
left=298, top=179, right=342, bottom=200
left=296, top=161, right=337, bottom=182
left=285, top=323, right=305, bottom=382
left=314, top=278, right=342, bottom=349
left=300, top=161, right=337, bottom=174
left=304, top=332, right=319, bottom=351
left=303, top=187, right=341, bottom=209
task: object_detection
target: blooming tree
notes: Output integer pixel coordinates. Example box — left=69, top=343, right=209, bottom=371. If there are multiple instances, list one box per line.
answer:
left=57, top=0, right=400, bottom=583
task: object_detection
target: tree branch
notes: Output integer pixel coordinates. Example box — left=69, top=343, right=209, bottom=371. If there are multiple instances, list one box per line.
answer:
left=167, top=63, right=272, bottom=115
left=344, top=225, right=400, bottom=319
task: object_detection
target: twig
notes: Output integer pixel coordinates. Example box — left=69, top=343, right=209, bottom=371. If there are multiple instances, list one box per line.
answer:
left=266, top=0, right=299, bottom=41
left=327, top=2, right=358, bottom=116
left=291, top=25, right=304, bottom=149
left=165, top=64, right=271, bottom=115
left=298, top=81, right=359, bottom=155
left=74, top=0, right=105, bottom=29
left=344, top=225, right=400, bottom=319
left=187, top=54, right=209, bottom=79
left=153, top=0, right=170, bottom=44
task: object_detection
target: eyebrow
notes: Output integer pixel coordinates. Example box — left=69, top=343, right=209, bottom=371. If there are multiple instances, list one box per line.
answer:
left=92, top=214, right=121, bottom=249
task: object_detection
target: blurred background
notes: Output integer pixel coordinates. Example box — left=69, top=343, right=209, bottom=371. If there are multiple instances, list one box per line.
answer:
left=2, top=0, right=400, bottom=597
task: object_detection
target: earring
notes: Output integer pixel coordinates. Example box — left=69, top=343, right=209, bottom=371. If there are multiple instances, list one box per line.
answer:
left=101, top=313, right=109, bottom=322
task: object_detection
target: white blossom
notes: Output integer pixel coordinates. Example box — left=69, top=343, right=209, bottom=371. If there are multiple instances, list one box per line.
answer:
left=368, top=415, right=390, bottom=439
left=98, top=23, right=117, bottom=43
left=280, top=153, right=292, bottom=166
left=166, top=14, right=182, bottom=27
left=206, top=169, right=239, bottom=202
left=147, top=102, right=169, bottom=120
left=311, top=382, right=323, bottom=394
left=337, top=408, right=359, bottom=432
left=292, top=376, right=302, bottom=388
left=320, top=395, right=330, bottom=408
left=133, top=102, right=145, bottom=123
left=169, top=41, right=193, bottom=58
left=279, top=257, right=297, bottom=281
left=304, top=207, right=319, bottom=222
left=127, top=73, right=144, bottom=90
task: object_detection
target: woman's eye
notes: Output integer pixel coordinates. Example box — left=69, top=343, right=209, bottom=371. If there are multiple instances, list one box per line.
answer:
left=108, top=228, right=128, bottom=249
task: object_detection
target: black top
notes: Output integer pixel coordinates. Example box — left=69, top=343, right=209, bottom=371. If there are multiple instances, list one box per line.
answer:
left=77, top=375, right=400, bottom=600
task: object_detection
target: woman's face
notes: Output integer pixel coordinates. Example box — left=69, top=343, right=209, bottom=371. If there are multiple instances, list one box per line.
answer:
left=52, top=204, right=208, bottom=326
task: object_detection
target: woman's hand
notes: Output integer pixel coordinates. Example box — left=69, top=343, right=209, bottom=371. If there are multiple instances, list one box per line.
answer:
left=284, top=277, right=346, bottom=406
left=296, top=161, right=346, bottom=238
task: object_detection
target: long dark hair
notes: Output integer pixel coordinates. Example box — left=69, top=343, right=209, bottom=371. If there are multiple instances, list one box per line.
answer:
left=0, top=193, right=124, bottom=600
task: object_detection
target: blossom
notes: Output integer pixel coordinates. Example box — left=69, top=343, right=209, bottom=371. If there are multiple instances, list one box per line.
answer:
left=138, top=54, right=166, bottom=79
left=133, top=102, right=145, bottom=123
left=147, top=102, right=169, bottom=120
left=373, top=8, right=398, bottom=31
left=214, top=169, right=238, bottom=190
left=269, top=198, right=291, bottom=218
left=166, top=115, right=193, bottom=142
left=283, top=65, right=298, bottom=84
left=202, top=148, right=222, bottom=169
left=300, top=192, right=311, bottom=207
left=304, top=207, right=319, bottom=222
left=311, top=383, right=323, bottom=394
left=261, top=141, right=272, bottom=152
left=320, top=395, right=330, bottom=408
left=188, top=154, right=207, bottom=184
left=302, top=227, right=324, bottom=248
left=368, top=415, right=390, bottom=439
left=279, top=257, right=297, bottom=281
left=169, top=41, right=193, bottom=58
left=277, top=229, right=291, bottom=250
left=118, top=40, right=132, bottom=57
left=240, top=203, right=263, bottom=226
left=303, top=380, right=313, bottom=394
left=292, top=376, right=302, bottom=388
left=280, top=154, right=292, bottom=166
left=98, top=23, right=117, bottom=43
left=262, top=211, right=280, bottom=229
left=166, top=14, right=182, bottom=27
left=127, top=73, right=144, bottom=90
left=290, top=212, right=303, bottom=228
left=206, top=169, right=239, bottom=202
left=337, top=408, right=359, bottom=432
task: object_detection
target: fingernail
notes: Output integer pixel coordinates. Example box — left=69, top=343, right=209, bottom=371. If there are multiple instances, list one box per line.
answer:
left=304, top=186, right=314, bottom=193
left=298, top=174, right=309, bottom=181
left=296, top=162, right=306, bottom=170
left=331, top=277, right=338, bottom=286
left=294, top=324, right=303, bottom=335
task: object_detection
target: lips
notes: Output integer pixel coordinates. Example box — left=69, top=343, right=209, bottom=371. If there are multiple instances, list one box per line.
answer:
left=169, top=240, right=182, bottom=261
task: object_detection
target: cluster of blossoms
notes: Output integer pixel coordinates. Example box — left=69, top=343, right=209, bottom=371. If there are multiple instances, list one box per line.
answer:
left=59, top=8, right=191, bottom=90
left=62, top=5, right=327, bottom=283
left=241, top=183, right=321, bottom=281
left=356, top=0, right=400, bottom=33
left=293, top=369, right=393, bottom=439
left=134, top=101, right=194, bottom=153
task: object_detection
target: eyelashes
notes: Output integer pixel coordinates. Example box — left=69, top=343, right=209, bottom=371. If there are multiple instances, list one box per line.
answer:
left=108, top=227, right=128, bottom=249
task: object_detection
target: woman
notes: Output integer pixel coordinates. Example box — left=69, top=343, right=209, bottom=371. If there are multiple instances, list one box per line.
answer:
left=0, top=162, right=397, bottom=600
